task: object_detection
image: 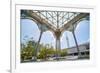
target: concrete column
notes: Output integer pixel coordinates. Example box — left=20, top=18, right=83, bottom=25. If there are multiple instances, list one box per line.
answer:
left=34, top=31, right=43, bottom=61
left=54, top=29, right=61, bottom=60
left=56, top=37, right=61, bottom=58
left=72, top=30, right=80, bottom=58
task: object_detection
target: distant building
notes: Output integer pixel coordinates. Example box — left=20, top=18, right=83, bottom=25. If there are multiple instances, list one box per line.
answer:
left=67, top=42, right=89, bottom=59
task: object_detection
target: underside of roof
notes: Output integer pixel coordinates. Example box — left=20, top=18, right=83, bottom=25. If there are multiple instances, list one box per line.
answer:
left=21, top=10, right=89, bottom=32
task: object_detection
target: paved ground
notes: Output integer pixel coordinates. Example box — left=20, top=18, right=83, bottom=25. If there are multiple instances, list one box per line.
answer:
left=21, top=56, right=89, bottom=63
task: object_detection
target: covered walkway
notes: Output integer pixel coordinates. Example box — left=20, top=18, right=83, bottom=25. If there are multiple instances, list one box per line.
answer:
left=21, top=10, right=89, bottom=60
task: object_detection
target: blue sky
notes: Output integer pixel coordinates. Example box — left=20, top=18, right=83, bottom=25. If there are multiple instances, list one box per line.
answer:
left=21, top=19, right=89, bottom=49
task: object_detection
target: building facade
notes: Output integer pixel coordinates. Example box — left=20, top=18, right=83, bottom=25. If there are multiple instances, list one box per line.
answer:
left=67, top=42, right=89, bottom=59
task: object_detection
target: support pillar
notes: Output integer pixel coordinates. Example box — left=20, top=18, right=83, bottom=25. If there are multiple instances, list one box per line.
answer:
left=54, top=29, right=61, bottom=60
left=34, top=22, right=48, bottom=61
left=72, top=30, right=80, bottom=58
left=56, top=37, right=61, bottom=58
left=34, top=31, right=43, bottom=61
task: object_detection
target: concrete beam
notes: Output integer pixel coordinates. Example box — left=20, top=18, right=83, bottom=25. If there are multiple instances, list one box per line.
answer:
left=24, top=10, right=57, bottom=32
left=60, top=13, right=89, bottom=32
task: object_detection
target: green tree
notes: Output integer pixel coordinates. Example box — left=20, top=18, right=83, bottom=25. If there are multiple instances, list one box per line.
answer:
left=21, top=40, right=35, bottom=61
left=37, top=45, right=55, bottom=60
left=37, top=47, right=47, bottom=60
left=61, top=49, right=68, bottom=57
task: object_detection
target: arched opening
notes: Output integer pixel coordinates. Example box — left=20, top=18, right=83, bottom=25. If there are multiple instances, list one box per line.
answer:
left=21, top=19, right=43, bottom=62
left=75, top=20, right=90, bottom=44
left=40, top=30, right=55, bottom=49
left=61, top=31, right=75, bottom=49
left=21, top=19, right=40, bottom=43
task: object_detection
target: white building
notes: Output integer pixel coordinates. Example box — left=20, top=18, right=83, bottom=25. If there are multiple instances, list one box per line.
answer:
left=67, top=42, right=89, bottom=59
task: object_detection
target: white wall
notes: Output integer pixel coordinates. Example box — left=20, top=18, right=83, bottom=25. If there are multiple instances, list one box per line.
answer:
left=0, top=0, right=100, bottom=73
